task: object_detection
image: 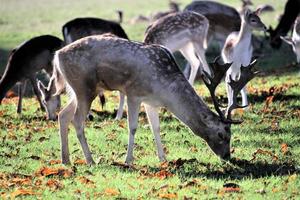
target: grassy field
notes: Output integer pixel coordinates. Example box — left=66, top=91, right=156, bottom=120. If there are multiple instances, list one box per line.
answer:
left=0, top=0, right=300, bottom=199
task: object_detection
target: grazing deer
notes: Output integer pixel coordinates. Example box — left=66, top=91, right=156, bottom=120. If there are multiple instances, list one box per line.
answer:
left=184, top=1, right=241, bottom=49
left=41, top=17, right=129, bottom=120
left=0, top=35, right=63, bottom=120
left=221, top=8, right=266, bottom=114
left=281, top=17, right=300, bottom=63
left=144, top=11, right=211, bottom=85
left=51, top=34, right=256, bottom=165
left=269, top=0, right=300, bottom=48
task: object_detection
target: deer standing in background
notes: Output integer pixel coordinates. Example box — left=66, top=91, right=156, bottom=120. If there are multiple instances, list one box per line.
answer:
left=0, top=35, right=63, bottom=120
left=40, top=16, right=129, bottom=120
left=269, top=0, right=300, bottom=49
left=144, top=11, right=211, bottom=85
left=184, top=1, right=241, bottom=50
left=51, top=34, right=256, bottom=165
left=222, top=8, right=266, bottom=115
left=281, top=17, right=300, bottom=63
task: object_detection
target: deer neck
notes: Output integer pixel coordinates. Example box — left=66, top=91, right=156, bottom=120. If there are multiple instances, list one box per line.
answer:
left=164, top=79, right=220, bottom=139
left=236, top=19, right=252, bottom=46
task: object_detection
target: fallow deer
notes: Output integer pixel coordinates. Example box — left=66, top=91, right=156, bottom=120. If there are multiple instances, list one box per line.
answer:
left=50, top=34, right=256, bottom=165
left=144, top=11, right=211, bottom=85
left=0, top=35, right=63, bottom=120
left=184, top=1, right=241, bottom=49
left=281, top=17, right=300, bottom=63
left=41, top=16, right=129, bottom=120
left=221, top=8, right=266, bottom=115
left=269, top=0, right=300, bottom=49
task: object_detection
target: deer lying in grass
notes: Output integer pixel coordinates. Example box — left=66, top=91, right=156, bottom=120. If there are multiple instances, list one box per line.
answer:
left=50, top=34, right=256, bottom=165
left=0, top=35, right=63, bottom=120
left=281, top=17, right=300, bottom=63
left=39, top=16, right=129, bottom=120
left=221, top=8, right=266, bottom=115
left=144, top=11, right=211, bottom=85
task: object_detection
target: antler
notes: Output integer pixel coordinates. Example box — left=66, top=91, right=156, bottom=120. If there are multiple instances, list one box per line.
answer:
left=201, top=56, right=231, bottom=120
left=226, top=59, right=259, bottom=122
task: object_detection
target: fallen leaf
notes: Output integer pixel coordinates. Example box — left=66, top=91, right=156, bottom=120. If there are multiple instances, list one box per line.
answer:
left=281, top=143, right=289, bottom=155
left=250, top=149, right=278, bottom=162
left=78, top=176, right=95, bottom=186
left=74, top=159, right=87, bottom=165
left=46, top=179, right=63, bottom=190
left=158, top=193, right=177, bottom=199
left=104, top=188, right=120, bottom=196
left=154, top=170, right=174, bottom=180
left=10, top=188, right=37, bottom=198
left=11, top=177, right=32, bottom=186
left=222, top=183, right=241, bottom=193
left=49, top=160, right=62, bottom=165
left=35, top=166, right=73, bottom=178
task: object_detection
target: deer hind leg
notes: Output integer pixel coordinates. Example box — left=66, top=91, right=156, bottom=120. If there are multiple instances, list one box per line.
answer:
left=115, top=92, right=125, bottom=120
left=144, top=104, right=166, bottom=162
left=125, top=97, right=141, bottom=164
left=58, top=98, right=77, bottom=165
left=72, top=96, right=95, bottom=165
left=17, top=80, right=27, bottom=113
left=179, top=42, right=200, bottom=85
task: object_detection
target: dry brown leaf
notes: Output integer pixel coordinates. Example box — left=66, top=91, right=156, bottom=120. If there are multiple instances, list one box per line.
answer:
left=78, top=176, right=95, bottom=186
left=281, top=143, right=289, bottom=155
left=74, top=159, right=87, bottom=165
left=104, top=188, right=120, bottom=196
left=11, top=177, right=32, bottom=186
left=222, top=187, right=241, bottom=193
left=35, top=166, right=73, bottom=178
left=10, top=188, right=37, bottom=198
left=158, top=193, right=177, bottom=199
left=46, top=179, right=63, bottom=190
left=49, top=160, right=62, bottom=165
left=250, top=149, right=278, bottom=161
left=154, top=170, right=174, bottom=180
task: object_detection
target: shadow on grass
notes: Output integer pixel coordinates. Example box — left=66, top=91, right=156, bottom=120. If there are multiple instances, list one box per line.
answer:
left=112, top=158, right=299, bottom=181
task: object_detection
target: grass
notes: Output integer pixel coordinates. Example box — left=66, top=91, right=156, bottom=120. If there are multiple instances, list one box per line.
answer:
left=0, top=0, right=300, bottom=199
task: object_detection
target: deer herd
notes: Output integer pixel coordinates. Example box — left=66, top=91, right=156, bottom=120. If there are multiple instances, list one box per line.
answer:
left=0, top=0, right=299, bottom=165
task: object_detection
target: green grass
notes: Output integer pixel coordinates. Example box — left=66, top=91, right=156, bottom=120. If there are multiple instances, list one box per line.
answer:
left=0, top=0, right=300, bottom=199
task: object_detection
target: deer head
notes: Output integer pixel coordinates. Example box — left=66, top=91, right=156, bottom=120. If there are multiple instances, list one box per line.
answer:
left=37, top=80, right=61, bottom=120
left=244, top=8, right=267, bottom=31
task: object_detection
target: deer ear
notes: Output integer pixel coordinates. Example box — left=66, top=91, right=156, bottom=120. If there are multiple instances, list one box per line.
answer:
left=254, top=7, right=262, bottom=15
left=280, top=36, right=295, bottom=46
left=244, top=8, right=251, bottom=17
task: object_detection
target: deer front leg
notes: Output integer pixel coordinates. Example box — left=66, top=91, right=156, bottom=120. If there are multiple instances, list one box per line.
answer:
left=30, top=78, right=45, bottom=111
left=72, top=98, right=95, bottom=165
left=125, top=97, right=141, bottom=164
left=241, top=86, right=248, bottom=107
left=115, top=92, right=125, bottom=120
left=58, top=98, right=76, bottom=165
left=144, top=104, right=166, bottom=162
